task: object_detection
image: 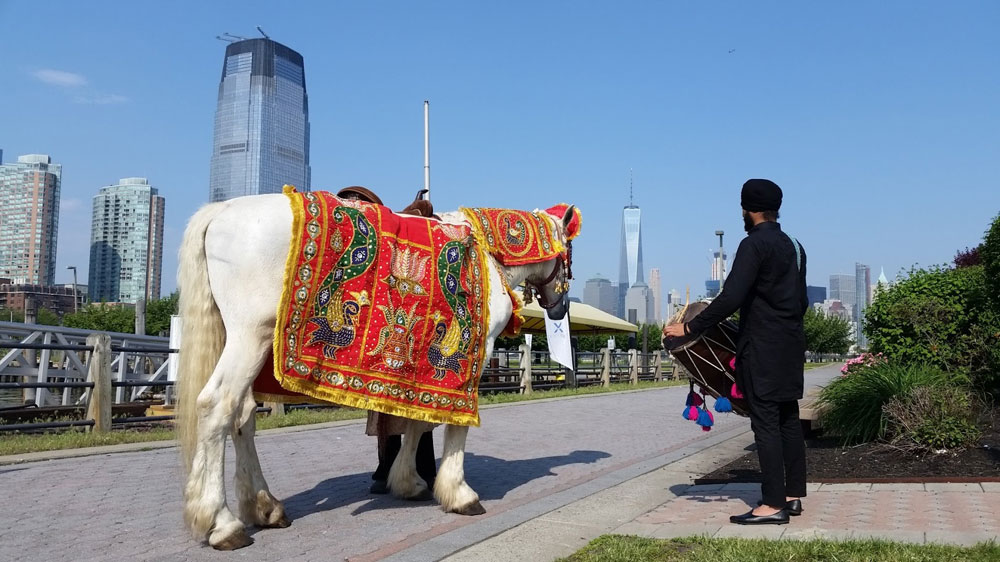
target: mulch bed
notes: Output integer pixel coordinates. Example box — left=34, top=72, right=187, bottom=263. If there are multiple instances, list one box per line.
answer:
left=696, top=414, right=1000, bottom=484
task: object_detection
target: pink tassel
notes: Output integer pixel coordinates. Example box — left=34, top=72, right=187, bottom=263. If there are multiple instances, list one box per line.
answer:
left=731, top=383, right=744, bottom=399
left=686, top=406, right=700, bottom=420
left=702, top=425, right=712, bottom=432
left=729, top=357, right=736, bottom=371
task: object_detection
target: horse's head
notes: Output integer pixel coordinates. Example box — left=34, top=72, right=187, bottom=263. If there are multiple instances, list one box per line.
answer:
left=522, top=204, right=580, bottom=321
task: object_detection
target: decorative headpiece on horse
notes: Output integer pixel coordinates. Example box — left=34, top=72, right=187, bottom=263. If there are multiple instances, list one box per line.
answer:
left=461, top=205, right=581, bottom=310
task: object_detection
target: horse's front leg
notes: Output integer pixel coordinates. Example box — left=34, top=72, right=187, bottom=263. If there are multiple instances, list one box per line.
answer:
left=434, top=424, right=485, bottom=515
left=233, top=408, right=290, bottom=529
left=387, top=419, right=434, bottom=500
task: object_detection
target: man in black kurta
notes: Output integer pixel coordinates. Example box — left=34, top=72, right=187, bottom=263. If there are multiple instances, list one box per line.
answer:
left=664, top=178, right=808, bottom=525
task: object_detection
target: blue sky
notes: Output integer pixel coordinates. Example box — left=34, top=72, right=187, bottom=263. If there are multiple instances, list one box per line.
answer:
left=2, top=1, right=998, bottom=301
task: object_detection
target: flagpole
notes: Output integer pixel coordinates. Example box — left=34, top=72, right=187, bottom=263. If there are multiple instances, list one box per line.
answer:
left=423, top=100, right=430, bottom=199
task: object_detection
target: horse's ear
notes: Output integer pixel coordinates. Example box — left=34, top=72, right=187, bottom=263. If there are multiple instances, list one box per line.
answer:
left=561, top=205, right=576, bottom=231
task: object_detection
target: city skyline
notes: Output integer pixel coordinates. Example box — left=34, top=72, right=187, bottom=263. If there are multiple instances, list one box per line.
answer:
left=2, top=3, right=997, bottom=297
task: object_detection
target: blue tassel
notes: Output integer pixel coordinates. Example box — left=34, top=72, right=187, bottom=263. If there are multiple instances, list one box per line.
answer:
left=715, top=397, right=732, bottom=413
left=696, top=408, right=714, bottom=428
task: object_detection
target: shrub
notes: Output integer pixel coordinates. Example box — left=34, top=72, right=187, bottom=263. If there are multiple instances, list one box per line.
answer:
left=982, top=213, right=1000, bottom=311
left=883, top=386, right=983, bottom=452
left=954, top=246, right=982, bottom=268
left=864, top=265, right=1000, bottom=382
left=818, top=362, right=958, bottom=445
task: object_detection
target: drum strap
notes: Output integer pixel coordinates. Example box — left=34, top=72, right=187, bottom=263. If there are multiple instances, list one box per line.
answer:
left=786, top=234, right=803, bottom=272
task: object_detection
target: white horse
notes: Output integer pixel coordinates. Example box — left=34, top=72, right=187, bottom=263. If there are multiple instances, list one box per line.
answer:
left=176, top=193, right=576, bottom=549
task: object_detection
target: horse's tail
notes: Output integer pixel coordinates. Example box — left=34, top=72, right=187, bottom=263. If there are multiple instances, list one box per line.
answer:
left=176, top=202, right=229, bottom=477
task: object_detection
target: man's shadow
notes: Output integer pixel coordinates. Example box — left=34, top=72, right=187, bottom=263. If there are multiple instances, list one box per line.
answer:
left=280, top=449, right=610, bottom=520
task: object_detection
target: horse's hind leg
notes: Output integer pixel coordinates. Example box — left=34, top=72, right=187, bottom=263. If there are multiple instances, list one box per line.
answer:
left=434, top=424, right=485, bottom=515
left=185, top=336, right=268, bottom=550
left=387, top=419, right=434, bottom=500
left=233, top=410, right=290, bottom=529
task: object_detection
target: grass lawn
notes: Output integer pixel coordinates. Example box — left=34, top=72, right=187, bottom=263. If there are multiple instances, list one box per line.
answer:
left=0, top=380, right=684, bottom=456
left=804, top=361, right=834, bottom=371
left=559, top=535, right=1000, bottom=562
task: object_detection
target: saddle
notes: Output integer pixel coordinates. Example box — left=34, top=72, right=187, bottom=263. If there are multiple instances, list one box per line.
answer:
left=337, top=186, right=435, bottom=218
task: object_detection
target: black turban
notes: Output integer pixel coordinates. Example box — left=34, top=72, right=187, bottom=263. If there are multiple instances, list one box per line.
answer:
left=741, top=179, right=782, bottom=212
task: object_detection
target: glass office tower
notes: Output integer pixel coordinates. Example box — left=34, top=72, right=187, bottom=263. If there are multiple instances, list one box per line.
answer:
left=209, top=38, right=311, bottom=202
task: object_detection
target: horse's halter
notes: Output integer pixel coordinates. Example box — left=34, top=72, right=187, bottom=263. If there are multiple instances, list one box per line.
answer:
left=522, top=241, right=573, bottom=310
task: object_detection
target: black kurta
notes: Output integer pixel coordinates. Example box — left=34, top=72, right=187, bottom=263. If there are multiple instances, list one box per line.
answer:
left=686, top=221, right=808, bottom=402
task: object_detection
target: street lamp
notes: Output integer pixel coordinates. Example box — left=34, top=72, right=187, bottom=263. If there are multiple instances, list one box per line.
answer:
left=67, top=266, right=78, bottom=314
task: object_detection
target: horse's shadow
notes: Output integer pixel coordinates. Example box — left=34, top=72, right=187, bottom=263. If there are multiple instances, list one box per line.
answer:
left=280, top=449, right=611, bottom=520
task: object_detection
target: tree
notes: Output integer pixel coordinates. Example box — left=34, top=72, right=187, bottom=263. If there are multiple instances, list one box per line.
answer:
left=803, top=307, right=852, bottom=354
left=63, top=303, right=136, bottom=333
left=0, top=307, right=25, bottom=323
left=145, top=292, right=179, bottom=336
left=36, top=307, right=61, bottom=326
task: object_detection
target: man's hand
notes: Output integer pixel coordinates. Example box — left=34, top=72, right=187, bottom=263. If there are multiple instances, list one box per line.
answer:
left=662, top=323, right=686, bottom=338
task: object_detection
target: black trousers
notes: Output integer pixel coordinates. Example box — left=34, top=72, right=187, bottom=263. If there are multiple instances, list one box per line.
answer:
left=747, top=395, right=807, bottom=508
left=372, top=431, right=437, bottom=486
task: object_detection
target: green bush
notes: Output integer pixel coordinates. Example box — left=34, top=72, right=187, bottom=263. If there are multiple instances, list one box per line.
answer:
left=864, top=265, right=1000, bottom=382
left=883, top=386, right=983, bottom=451
left=818, top=362, right=958, bottom=445
left=982, top=213, right=1000, bottom=311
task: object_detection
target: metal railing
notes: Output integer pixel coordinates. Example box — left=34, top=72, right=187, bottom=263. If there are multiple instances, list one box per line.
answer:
left=1, top=320, right=679, bottom=433
left=0, top=321, right=172, bottom=408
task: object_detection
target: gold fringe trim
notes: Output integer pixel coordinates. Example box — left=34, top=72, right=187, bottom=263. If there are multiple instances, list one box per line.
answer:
left=272, top=189, right=306, bottom=395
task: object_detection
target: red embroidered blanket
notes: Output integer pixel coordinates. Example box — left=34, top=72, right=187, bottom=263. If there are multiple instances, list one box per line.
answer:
left=270, top=190, right=491, bottom=426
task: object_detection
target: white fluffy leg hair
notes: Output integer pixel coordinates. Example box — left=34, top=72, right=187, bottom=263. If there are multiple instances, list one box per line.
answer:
left=183, top=352, right=256, bottom=550
left=434, top=424, right=485, bottom=515
left=232, top=408, right=290, bottom=529
left=387, top=419, right=435, bottom=500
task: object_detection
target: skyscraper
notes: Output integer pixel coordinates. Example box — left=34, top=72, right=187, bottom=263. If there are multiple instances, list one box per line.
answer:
left=648, top=268, right=662, bottom=322
left=617, top=205, right=643, bottom=318
left=582, top=274, right=617, bottom=317
left=829, top=274, right=856, bottom=318
left=209, top=38, right=311, bottom=202
left=0, top=154, right=61, bottom=285
left=89, top=178, right=165, bottom=304
left=855, top=263, right=871, bottom=349
left=806, top=285, right=827, bottom=308
left=624, top=282, right=654, bottom=324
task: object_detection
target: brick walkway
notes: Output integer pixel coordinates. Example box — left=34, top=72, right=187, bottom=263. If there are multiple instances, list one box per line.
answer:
left=622, top=482, right=1000, bottom=545
left=0, top=382, right=750, bottom=562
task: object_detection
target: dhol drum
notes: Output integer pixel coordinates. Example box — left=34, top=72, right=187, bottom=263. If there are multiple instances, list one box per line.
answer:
left=663, top=301, right=750, bottom=417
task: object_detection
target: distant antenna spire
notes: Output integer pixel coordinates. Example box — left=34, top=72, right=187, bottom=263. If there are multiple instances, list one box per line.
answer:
left=629, top=168, right=634, bottom=206
left=256, top=26, right=270, bottom=39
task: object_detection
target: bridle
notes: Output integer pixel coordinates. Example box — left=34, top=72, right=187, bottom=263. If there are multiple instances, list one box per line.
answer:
left=522, top=241, right=573, bottom=310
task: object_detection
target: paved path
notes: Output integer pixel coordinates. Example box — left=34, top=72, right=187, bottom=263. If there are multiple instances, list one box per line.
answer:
left=0, top=376, right=760, bottom=562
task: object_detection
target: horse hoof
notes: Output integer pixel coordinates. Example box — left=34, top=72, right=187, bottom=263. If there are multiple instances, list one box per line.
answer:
left=454, top=500, right=486, bottom=516
left=262, top=513, right=292, bottom=528
left=213, top=529, right=254, bottom=550
left=406, top=489, right=434, bottom=502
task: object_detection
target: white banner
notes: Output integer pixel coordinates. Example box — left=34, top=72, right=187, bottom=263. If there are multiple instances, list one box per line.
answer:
left=545, top=313, right=573, bottom=369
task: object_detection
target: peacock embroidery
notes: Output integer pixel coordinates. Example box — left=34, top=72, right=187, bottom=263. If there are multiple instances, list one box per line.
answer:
left=427, top=311, right=468, bottom=380
left=306, top=288, right=370, bottom=359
